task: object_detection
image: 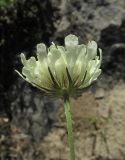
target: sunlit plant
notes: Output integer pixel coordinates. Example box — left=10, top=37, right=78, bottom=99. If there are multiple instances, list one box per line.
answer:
left=16, top=34, right=102, bottom=160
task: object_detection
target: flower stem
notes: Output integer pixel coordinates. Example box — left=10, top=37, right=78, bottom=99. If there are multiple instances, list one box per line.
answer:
left=64, top=95, right=75, bottom=160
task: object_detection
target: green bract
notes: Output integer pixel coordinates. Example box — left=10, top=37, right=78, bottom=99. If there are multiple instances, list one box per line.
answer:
left=17, top=34, right=102, bottom=97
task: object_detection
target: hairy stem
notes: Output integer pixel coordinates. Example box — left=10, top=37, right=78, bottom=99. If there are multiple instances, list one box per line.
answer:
left=64, top=95, right=75, bottom=160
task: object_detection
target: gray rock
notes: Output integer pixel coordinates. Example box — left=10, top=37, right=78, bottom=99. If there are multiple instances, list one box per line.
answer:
left=51, top=0, right=125, bottom=42
left=10, top=79, right=60, bottom=141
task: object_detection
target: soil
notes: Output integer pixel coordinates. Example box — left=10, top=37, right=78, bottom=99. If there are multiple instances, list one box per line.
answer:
left=1, top=81, right=125, bottom=160
left=39, top=82, right=125, bottom=160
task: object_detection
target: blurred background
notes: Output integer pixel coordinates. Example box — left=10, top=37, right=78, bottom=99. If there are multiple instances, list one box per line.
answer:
left=0, top=0, right=125, bottom=159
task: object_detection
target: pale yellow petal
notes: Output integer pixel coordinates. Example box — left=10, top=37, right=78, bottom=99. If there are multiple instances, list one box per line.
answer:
left=37, top=43, right=47, bottom=61
left=65, top=34, right=78, bottom=47
left=48, top=44, right=61, bottom=70
left=21, top=53, right=26, bottom=65
left=87, top=41, right=97, bottom=59
left=55, top=55, right=68, bottom=87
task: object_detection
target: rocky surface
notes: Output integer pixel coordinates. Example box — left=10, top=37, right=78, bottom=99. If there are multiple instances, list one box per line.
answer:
left=39, top=83, right=125, bottom=160
left=1, top=83, right=125, bottom=159
left=51, top=0, right=125, bottom=42
left=10, top=80, right=60, bottom=142
left=0, top=0, right=56, bottom=141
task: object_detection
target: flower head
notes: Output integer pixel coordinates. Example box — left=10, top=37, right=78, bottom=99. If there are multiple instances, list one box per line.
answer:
left=16, top=34, right=102, bottom=98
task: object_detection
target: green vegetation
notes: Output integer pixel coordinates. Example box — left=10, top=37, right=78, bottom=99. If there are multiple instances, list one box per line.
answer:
left=0, top=0, right=16, bottom=7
